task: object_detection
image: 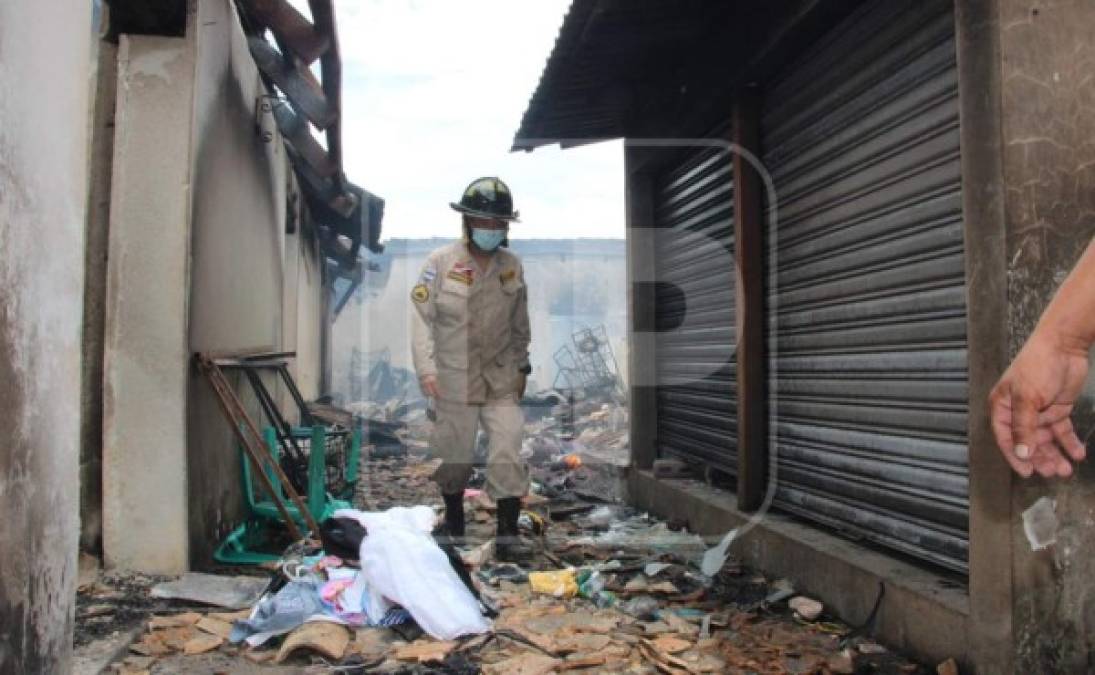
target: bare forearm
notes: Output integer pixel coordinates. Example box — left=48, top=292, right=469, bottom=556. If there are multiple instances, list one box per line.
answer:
left=1036, top=237, right=1095, bottom=353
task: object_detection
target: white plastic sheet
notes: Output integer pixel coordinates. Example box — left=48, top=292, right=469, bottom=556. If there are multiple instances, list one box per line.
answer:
left=1022, top=497, right=1058, bottom=551
left=334, top=506, right=491, bottom=640
left=701, top=528, right=738, bottom=576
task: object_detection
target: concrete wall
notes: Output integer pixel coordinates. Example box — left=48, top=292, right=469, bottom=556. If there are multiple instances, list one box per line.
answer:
left=103, top=34, right=196, bottom=574
left=955, top=1, right=1014, bottom=670
left=289, top=227, right=325, bottom=402
left=990, top=0, right=1095, bottom=670
left=276, top=220, right=325, bottom=417
left=185, top=0, right=301, bottom=565
left=959, top=0, right=1095, bottom=669
left=0, top=0, right=91, bottom=670
left=99, top=0, right=327, bottom=570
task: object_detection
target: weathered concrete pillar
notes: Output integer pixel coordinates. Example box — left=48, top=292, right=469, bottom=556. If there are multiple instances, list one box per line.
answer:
left=0, top=1, right=91, bottom=670
left=955, top=1, right=1015, bottom=671
left=103, top=35, right=196, bottom=574
left=959, top=0, right=1095, bottom=671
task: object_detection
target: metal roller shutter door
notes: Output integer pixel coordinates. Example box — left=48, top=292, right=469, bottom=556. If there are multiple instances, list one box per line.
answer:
left=762, top=0, right=969, bottom=573
left=653, top=143, right=737, bottom=476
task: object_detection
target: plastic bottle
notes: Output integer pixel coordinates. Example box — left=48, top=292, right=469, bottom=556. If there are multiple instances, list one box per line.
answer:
left=577, top=570, right=601, bottom=596
left=577, top=570, right=616, bottom=608
left=620, top=595, right=660, bottom=619
left=592, top=590, right=616, bottom=608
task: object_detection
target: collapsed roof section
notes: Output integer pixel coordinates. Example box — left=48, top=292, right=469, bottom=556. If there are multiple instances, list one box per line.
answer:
left=235, top=0, right=384, bottom=275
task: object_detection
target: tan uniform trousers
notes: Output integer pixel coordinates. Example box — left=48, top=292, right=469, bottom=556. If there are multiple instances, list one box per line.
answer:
left=431, top=395, right=527, bottom=499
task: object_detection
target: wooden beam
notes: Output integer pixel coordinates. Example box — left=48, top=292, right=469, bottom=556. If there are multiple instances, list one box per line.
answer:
left=733, top=88, right=766, bottom=512
left=197, top=354, right=322, bottom=536
left=308, top=0, right=345, bottom=191
left=271, top=102, right=338, bottom=177
left=249, top=37, right=337, bottom=129
left=242, top=0, right=330, bottom=64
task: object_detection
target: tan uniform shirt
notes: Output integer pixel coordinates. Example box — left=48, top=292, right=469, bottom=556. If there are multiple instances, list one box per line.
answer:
left=411, top=241, right=531, bottom=404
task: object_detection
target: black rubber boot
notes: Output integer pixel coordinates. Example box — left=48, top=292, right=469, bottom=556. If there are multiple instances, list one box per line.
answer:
left=495, top=497, right=534, bottom=563
left=442, top=492, right=465, bottom=539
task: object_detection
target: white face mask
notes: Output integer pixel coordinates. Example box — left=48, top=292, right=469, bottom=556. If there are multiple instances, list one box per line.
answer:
left=470, top=227, right=506, bottom=251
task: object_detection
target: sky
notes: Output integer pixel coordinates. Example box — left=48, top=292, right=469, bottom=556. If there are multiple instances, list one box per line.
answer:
left=311, top=0, right=625, bottom=240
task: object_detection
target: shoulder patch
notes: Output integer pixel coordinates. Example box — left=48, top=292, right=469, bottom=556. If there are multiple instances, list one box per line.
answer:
left=411, top=284, right=430, bottom=303
left=500, top=269, right=517, bottom=282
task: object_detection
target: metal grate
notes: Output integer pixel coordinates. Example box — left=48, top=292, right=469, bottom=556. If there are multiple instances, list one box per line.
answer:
left=296, top=428, right=353, bottom=497
left=763, top=0, right=969, bottom=574
left=652, top=140, right=738, bottom=477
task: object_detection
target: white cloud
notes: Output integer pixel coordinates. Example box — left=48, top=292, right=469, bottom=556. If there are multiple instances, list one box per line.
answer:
left=293, top=0, right=624, bottom=239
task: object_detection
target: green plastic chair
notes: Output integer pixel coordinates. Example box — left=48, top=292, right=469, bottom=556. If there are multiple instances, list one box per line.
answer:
left=214, top=425, right=361, bottom=565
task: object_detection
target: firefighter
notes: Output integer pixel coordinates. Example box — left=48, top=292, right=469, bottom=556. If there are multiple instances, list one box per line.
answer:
left=410, top=177, right=533, bottom=562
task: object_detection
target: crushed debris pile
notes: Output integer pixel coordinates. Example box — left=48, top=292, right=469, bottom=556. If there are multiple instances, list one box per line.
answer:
left=79, top=452, right=931, bottom=674
left=76, top=330, right=930, bottom=673
left=337, top=324, right=629, bottom=466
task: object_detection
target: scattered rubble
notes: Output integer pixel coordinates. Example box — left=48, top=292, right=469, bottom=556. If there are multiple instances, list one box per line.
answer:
left=789, top=595, right=825, bottom=622
left=77, top=447, right=932, bottom=673
left=76, top=354, right=930, bottom=673
left=150, top=573, right=268, bottom=610
left=937, top=657, right=960, bottom=675
left=275, top=622, right=350, bottom=663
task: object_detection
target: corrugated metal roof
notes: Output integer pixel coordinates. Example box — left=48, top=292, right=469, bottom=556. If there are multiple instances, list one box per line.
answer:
left=513, top=0, right=720, bottom=150
left=511, top=0, right=857, bottom=152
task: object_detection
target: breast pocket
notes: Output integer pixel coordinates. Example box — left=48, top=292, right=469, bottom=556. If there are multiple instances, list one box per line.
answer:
left=436, top=278, right=471, bottom=319
left=500, top=278, right=524, bottom=300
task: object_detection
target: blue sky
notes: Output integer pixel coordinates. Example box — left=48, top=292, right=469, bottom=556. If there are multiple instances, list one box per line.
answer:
left=317, top=0, right=625, bottom=240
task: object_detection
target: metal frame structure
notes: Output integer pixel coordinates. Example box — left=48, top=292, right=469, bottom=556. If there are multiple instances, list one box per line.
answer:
left=196, top=352, right=321, bottom=538
left=213, top=351, right=315, bottom=491
left=552, top=324, right=625, bottom=400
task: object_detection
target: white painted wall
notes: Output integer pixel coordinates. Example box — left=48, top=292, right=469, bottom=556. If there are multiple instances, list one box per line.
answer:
left=0, top=0, right=91, bottom=669
left=185, top=0, right=325, bottom=563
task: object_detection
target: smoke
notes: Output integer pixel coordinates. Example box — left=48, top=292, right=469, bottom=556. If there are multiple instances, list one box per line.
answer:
left=332, top=238, right=627, bottom=400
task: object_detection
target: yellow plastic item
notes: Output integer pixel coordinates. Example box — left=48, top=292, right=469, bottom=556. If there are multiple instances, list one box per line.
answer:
left=521, top=510, right=546, bottom=536
left=529, top=570, right=578, bottom=598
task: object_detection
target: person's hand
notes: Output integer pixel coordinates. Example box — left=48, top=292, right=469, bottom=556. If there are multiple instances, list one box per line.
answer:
left=420, top=374, right=441, bottom=399
left=517, top=372, right=527, bottom=399
left=990, top=329, right=1089, bottom=477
